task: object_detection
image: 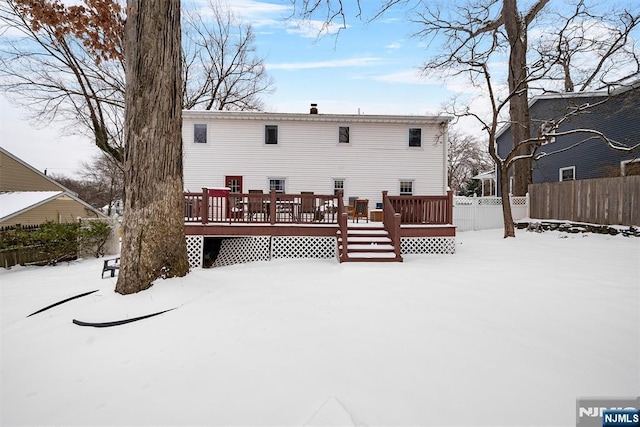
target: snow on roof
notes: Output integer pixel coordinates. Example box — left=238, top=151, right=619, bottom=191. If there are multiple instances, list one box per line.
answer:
left=472, top=170, right=496, bottom=180
left=0, top=191, right=63, bottom=220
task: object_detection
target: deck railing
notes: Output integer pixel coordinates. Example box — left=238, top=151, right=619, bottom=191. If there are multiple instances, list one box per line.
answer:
left=385, top=191, right=454, bottom=225
left=185, top=188, right=340, bottom=225
left=185, top=188, right=454, bottom=228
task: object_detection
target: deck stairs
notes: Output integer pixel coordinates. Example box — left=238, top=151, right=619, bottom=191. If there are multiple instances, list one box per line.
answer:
left=338, top=225, right=403, bottom=262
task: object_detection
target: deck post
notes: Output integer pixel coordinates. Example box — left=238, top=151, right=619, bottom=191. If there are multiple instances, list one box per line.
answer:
left=446, top=190, right=454, bottom=225
left=393, top=212, right=401, bottom=259
left=270, top=189, right=276, bottom=225
left=201, top=188, right=209, bottom=224
left=339, top=212, right=348, bottom=262
left=382, top=191, right=388, bottom=228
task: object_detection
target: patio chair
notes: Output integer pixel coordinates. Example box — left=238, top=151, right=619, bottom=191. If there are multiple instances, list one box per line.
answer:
left=300, top=191, right=315, bottom=222
left=353, top=199, right=369, bottom=223
left=247, top=190, right=264, bottom=221
left=346, top=196, right=358, bottom=219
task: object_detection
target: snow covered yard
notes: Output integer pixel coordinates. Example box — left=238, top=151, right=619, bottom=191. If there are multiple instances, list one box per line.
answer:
left=1, top=228, right=638, bottom=426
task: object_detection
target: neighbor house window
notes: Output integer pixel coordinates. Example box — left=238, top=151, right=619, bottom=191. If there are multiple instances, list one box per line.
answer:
left=194, top=124, right=207, bottom=144
left=265, top=125, right=278, bottom=144
left=333, top=179, right=345, bottom=195
left=409, top=128, right=422, bottom=147
left=339, top=126, right=350, bottom=143
left=269, top=178, right=286, bottom=193
left=400, top=180, right=414, bottom=195
left=559, top=166, right=575, bottom=182
left=622, top=159, right=640, bottom=176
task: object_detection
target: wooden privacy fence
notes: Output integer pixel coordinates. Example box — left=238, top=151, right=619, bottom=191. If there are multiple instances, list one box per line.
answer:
left=528, top=176, right=640, bottom=226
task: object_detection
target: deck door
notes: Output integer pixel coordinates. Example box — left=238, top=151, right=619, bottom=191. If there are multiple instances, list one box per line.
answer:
left=225, top=176, right=243, bottom=217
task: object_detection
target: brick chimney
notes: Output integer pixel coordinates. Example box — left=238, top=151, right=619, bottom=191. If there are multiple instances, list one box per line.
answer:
left=310, top=103, right=318, bottom=114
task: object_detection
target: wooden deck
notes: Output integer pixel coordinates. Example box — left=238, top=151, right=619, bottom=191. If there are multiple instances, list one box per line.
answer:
left=184, top=189, right=456, bottom=264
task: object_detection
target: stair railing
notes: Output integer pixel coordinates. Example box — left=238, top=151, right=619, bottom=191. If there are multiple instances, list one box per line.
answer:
left=337, top=191, right=349, bottom=262
left=382, top=191, right=402, bottom=260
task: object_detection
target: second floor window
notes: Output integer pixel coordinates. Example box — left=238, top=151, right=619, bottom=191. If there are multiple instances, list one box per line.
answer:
left=265, top=125, right=278, bottom=144
left=194, top=124, right=207, bottom=144
left=409, top=128, right=421, bottom=147
left=339, top=126, right=350, bottom=143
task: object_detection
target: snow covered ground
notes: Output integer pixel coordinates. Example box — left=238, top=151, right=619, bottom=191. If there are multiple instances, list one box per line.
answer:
left=1, top=228, right=638, bottom=426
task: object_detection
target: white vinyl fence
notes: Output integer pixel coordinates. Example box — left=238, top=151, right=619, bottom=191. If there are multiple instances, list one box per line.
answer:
left=453, top=195, right=529, bottom=231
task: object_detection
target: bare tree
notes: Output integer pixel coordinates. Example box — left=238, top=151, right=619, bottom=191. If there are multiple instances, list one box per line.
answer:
left=1, top=0, right=274, bottom=165
left=0, top=0, right=126, bottom=162
left=533, top=2, right=640, bottom=93
left=287, top=0, right=639, bottom=237
left=49, top=152, right=123, bottom=214
left=182, top=0, right=275, bottom=111
left=117, top=0, right=189, bottom=294
left=448, top=129, right=493, bottom=195
left=79, top=152, right=124, bottom=216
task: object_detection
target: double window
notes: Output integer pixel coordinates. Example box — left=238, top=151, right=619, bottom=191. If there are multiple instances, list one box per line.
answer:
left=194, top=124, right=207, bottom=144
left=265, top=125, right=278, bottom=144
left=409, top=128, right=421, bottom=147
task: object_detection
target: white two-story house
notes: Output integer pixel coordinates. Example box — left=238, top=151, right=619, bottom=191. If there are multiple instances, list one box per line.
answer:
left=182, top=104, right=451, bottom=208
left=181, top=105, right=455, bottom=268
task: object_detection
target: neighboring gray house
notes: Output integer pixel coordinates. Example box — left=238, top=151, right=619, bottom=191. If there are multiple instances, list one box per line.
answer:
left=496, top=83, right=640, bottom=193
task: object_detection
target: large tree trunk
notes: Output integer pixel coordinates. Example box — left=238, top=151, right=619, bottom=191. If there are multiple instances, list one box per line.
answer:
left=116, top=0, right=189, bottom=295
left=504, top=0, right=532, bottom=197
left=499, top=164, right=516, bottom=238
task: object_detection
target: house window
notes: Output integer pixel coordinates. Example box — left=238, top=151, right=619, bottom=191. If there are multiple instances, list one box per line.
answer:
left=409, top=128, right=421, bottom=147
left=194, top=124, right=207, bottom=144
left=226, top=179, right=241, bottom=194
left=559, top=166, right=575, bottom=182
left=339, top=126, right=350, bottom=143
left=265, top=125, right=278, bottom=144
left=269, top=178, right=285, bottom=193
left=333, top=179, right=345, bottom=195
left=400, top=180, right=414, bottom=195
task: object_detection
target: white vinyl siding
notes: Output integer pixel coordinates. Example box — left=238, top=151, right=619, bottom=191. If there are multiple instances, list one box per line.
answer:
left=182, top=112, right=448, bottom=206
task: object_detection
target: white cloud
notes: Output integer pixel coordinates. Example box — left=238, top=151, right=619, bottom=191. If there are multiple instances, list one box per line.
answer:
left=285, top=19, right=346, bottom=38
left=370, top=69, right=438, bottom=85
left=266, top=56, right=382, bottom=71
left=196, top=0, right=290, bottom=25
left=385, top=42, right=402, bottom=50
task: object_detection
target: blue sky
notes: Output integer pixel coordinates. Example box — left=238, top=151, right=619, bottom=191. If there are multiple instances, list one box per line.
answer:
left=243, top=0, right=452, bottom=116
left=1, top=0, right=638, bottom=177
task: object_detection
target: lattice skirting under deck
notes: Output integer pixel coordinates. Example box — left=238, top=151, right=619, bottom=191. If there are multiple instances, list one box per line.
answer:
left=186, top=235, right=204, bottom=268
left=271, top=236, right=337, bottom=260
left=189, top=235, right=455, bottom=268
left=401, top=237, right=456, bottom=254
left=212, top=236, right=271, bottom=267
